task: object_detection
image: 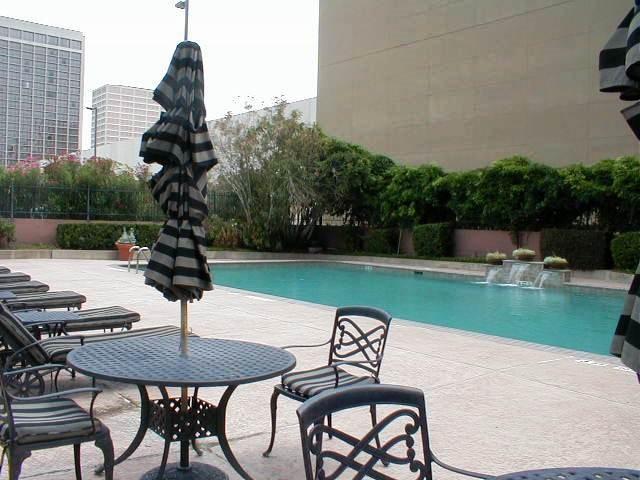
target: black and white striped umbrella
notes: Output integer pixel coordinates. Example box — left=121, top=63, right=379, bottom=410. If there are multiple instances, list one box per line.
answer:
left=611, top=262, right=640, bottom=374
left=599, top=1, right=640, bottom=139
left=141, top=41, right=217, bottom=302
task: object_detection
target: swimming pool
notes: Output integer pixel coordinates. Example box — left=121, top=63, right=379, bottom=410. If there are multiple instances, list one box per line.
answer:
left=211, top=262, right=624, bottom=355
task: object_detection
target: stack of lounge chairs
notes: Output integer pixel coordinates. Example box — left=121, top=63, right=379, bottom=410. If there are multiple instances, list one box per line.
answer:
left=0, top=265, right=182, bottom=377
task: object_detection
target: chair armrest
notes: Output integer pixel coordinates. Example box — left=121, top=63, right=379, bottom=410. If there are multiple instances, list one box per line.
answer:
left=11, top=387, right=102, bottom=403
left=3, top=363, right=66, bottom=377
left=431, top=452, right=491, bottom=479
left=281, top=339, right=331, bottom=350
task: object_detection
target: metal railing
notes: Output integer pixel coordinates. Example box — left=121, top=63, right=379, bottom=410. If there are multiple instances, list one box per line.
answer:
left=0, top=183, right=240, bottom=221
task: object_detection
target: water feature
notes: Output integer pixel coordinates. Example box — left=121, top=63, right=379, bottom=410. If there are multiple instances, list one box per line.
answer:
left=485, top=260, right=564, bottom=288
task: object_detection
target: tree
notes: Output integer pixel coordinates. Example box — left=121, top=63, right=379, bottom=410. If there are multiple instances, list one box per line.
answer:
left=316, top=139, right=394, bottom=225
left=211, top=100, right=326, bottom=250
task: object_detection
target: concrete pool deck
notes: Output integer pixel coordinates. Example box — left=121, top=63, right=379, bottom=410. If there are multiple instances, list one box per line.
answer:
left=1, top=258, right=638, bottom=479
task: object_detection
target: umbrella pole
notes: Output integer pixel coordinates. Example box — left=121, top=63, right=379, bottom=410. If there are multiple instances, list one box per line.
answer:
left=180, top=298, right=190, bottom=470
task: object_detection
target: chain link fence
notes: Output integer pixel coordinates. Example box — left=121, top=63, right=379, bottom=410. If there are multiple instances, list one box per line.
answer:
left=0, top=183, right=240, bottom=222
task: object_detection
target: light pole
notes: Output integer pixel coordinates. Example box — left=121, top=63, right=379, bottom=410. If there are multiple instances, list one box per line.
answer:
left=175, top=0, right=190, bottom=40
left=85, top=106, right=97, bottom=159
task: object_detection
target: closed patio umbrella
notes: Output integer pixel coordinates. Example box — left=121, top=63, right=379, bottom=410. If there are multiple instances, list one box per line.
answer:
left=599, top=0, right=640, bottom=139
left=611, top=262, right=640, bottom=375
left=141, top=39, right=217, bottom=351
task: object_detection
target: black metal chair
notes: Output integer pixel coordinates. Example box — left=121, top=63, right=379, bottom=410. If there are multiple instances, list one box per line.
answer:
left=0, top=366, right=114, bottom=479
left=297, top=384, right=489, bottom=480
left=264, top=306, right=392, bottom=457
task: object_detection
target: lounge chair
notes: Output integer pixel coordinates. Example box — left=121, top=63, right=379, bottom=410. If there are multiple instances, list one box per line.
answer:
left=15, top=306, right=141, bottom=337
left=0, top=267, right=10, bottom=274
left=0, top=282, right=49, bottom=294
left=2, top=290, right=86, bottom=311
left=297, top=384, right=488, bottom=480
left=0, top=273, right=30, bottom=284
left=0, top=303, right=182, bottom=377
left=264, top=306, right=392, bottom=457
left=0, top=366, right=114, bottom=480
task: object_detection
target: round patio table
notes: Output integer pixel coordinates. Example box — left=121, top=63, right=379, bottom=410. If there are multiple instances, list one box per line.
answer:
left=67, top=336, right=296, bottom=480
left=494, top=468, right=640, bottom=480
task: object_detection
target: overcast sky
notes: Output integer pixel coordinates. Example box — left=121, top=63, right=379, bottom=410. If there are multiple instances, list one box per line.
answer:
left=3, top=0, right=319, bottom=149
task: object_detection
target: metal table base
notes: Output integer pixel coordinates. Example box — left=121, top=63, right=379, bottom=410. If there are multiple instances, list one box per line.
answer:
left=97, top=385, right=251, bottom=480
left=140, top=463, right=228, bottom=480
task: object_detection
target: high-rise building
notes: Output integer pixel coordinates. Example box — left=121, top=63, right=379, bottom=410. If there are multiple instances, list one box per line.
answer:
left=90, top=85, right=163, bottom=148
left=0, top=16, right=84, bottom=166
left=317, top=0, right=639, bottom=170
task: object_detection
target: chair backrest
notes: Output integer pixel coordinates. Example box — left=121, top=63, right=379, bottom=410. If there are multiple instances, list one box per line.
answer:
left=297, top=384, right=432, bottom=480
left=328, top=306, right=392, bottom=377
left=0, top=303, right=48, bottom=365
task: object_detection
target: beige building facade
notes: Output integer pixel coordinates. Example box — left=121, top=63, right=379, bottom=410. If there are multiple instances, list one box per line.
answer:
left=317, top=0, right=640, bottom=170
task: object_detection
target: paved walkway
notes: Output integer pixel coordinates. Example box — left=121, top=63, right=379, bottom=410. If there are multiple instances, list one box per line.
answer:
left=1, top=259, right=638, bottom=480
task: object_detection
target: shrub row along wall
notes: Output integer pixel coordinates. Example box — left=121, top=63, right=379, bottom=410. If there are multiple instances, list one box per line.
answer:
left=56, top=222, right=161, bottom=250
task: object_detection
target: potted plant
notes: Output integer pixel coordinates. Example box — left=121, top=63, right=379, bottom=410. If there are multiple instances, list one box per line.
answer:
left=115, top=227, right=136, bottom=261
left=486, top=251, right=506, bottom=265
left=512, top=248, right=536, bottom=261
left=544, top=255, right=569, bottom=270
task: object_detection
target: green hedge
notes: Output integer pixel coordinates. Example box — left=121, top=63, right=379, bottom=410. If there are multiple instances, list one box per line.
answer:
left=540, top=229, right=610, bottom=270
left=413, top=223, right=454, bottom=257
left=362, top=228, right=398, bottom=254
left=611, top=232, right=640, bottom=271
left=56, top=223, right=162, bottom=250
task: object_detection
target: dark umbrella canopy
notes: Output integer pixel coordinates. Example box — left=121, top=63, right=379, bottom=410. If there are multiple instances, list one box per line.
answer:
left=611, top=262, right=640, bottom=373
left=599, top=1, right=640, bottom=139
left=141, top=41, right=217, bottom=302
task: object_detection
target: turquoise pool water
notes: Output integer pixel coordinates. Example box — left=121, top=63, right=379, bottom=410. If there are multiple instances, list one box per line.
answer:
left=211, top=262, right=624, bottom=355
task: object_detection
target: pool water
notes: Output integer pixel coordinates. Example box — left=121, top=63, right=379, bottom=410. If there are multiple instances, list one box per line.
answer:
left=211, top=262, right=624, bottom=355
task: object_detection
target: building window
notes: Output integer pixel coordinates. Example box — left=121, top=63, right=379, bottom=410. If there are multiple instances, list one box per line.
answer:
left=22, top=31, right=34, bottom=42
left=34, top=33, right=46, bottom=44
left=9, top=29, right=21, bottom=40
left=47, top=36, right=59, bottom=46
left=59, top=38, right=70, bottom=48
left=70, top=40, right=82, bottom=50
left=0, top=27, right=8, bottom=38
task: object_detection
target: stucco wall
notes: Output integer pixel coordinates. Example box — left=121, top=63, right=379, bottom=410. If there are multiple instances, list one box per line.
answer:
left=317, top=0, right=639, bottom=170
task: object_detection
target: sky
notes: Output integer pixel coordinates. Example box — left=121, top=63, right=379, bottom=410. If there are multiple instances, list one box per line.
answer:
left=2, top=0, right=319, bottom=149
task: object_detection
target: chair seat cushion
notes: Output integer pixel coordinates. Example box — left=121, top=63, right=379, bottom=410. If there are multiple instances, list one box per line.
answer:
left=282, top=365, right=376, bottom=398
left=40, top=325, right=182, bottom=362
left=1, top=397, right=99, bottom=445
left=64, top=306, right=141, bottom=332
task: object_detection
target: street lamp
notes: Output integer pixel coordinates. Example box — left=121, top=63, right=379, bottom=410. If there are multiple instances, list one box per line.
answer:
left=85, top=106, right=97, bottom=160
left=175, top=0, right=190, bottom=41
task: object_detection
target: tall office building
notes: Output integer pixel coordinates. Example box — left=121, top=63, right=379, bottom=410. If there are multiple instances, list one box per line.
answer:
left=0, top=16, right=84, bottom=166
left=90, top=85, right=163, bottom=147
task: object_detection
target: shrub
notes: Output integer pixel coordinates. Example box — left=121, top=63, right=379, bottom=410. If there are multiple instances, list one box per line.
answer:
left=413, top=223, right=454, bottom=257
left=0, top=218, right=15, bottom=245
left=486, top=251, right=506, bottom=265
left=56, top=223, right=162, bottom=250
left=512, top=248, right=536, bottom=261
left=543, top=255, right=569, bottom=269
left=206, top=216, right=241, bottom=248
left=540, top=229, right=610, bottom=270
left=611, top=232, right=640, bottom=271
left=362, top=228, right=398, bottom=254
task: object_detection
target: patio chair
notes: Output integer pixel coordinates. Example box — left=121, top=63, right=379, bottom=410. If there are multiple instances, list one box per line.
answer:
left=0, top=268, right=10, bottom=274
left=2, top=290, right=86, bottom=312
left=0, top=366, right=114, bottom=479
left=0, top=282, right=48, bottom=294
left=0, top=274, right=30, bottom=285
left=297, top=384, right=489, bottom=480
left=263, top=306, right=392, bottom=457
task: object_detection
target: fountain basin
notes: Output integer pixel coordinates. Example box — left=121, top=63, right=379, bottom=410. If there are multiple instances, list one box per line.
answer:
left=484, top=260, right=570, bottom=288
